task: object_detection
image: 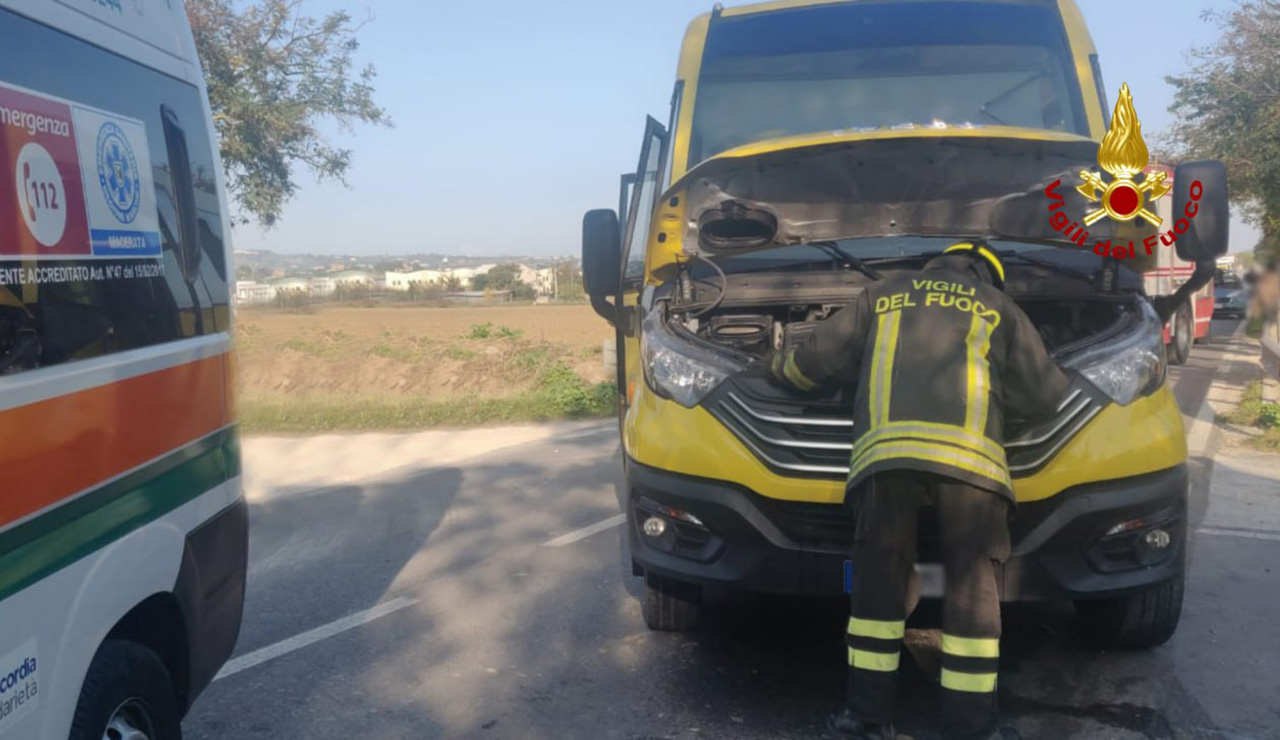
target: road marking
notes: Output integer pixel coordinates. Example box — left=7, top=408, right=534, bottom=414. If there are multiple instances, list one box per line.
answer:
left=1185, top=391, right=1217, bottom=458
left=1198, top=526, right=1280, bottom=542
left=543, top=513, right=626, bottom=547
left=214, top=597, right=419, bottom=680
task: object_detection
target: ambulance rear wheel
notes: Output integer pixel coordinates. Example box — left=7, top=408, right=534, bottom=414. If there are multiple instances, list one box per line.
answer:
left=1168, top=302, right=1192, bottom=366
left=642, top=573, right=701, bottom=631
left=70, top=639, right=182, bottom=740
left=1074, top=574, right=1184, bottom=649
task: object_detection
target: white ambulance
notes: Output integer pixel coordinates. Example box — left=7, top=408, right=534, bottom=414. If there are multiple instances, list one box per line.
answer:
left=0, top=1, right=244, bottom=738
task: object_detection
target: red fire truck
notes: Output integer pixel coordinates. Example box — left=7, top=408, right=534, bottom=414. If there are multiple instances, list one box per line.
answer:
left=1145, top=164, right=1214, bottom=365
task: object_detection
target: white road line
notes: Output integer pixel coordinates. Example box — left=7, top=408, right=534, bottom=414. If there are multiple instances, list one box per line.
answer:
left=543, top=513, right=626, bottom=547
left=1198, top=527, right=1280, bottom=542
left=214, top=597, right=419, bottom=680
left=1185, top=391, right=1218, bottom=458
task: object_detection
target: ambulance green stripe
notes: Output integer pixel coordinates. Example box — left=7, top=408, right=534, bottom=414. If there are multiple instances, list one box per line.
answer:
left=0, top=426, right=238, bottom=602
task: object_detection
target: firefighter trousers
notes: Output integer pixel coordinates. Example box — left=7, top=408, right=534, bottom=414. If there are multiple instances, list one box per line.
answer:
left=844, top=470, right=1011, bottom=738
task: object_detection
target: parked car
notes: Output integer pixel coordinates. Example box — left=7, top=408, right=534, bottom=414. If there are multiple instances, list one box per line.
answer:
left=1215, top=277, right=1249, bottom=319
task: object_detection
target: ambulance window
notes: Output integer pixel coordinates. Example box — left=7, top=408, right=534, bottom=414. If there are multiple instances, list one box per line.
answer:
left=0, top=7, right=229, bottom=376
left=161, top=106, right=203, bottom=284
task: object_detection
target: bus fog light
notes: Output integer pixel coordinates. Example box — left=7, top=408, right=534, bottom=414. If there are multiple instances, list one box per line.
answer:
left=642, top=516, right=667, bottom=538
left=1143, top=528, right=1171, bottom=549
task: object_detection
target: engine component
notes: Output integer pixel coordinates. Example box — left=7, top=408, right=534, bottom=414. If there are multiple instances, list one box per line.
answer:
left=707, top=314, right=772, bottom=351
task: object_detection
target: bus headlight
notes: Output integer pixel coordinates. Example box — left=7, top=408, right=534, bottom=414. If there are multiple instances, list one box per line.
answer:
left=1063, top=300, right=1166, bottom=406
left=641, top=303, right=743, bottom=408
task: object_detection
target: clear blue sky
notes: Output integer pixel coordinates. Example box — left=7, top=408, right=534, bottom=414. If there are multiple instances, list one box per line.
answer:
left=232, top=0, right=1261, bottom=257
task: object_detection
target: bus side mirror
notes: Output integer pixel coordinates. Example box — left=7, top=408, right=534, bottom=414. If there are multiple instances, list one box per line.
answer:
left=582, top=209, right=622, bottom=323
left=1174, top=160, right=1229, bottom=263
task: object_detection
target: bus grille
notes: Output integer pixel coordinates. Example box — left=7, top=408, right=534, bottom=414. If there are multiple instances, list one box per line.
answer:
left=704, top=376, right=1103, bottom=481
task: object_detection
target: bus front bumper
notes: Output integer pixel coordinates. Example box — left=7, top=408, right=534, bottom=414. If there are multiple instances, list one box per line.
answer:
left=625, top=459, right=1187, bottom=601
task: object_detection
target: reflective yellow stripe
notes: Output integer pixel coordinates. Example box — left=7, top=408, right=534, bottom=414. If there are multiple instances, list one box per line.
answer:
left=849, top=648, right=900, bottom=672
left=849, top=423, right=1006, bottom=468
left=941, top=668, right=998, bottom=693
left=849, top=440, right=1012, bottom=489
left=964, top=315, right=994, bottom=436
left=868, top=310, right=902, bottom=429
left=974, top=245, right=1006, bottom=284
left=783, top=351, right=818, bottom=392
left=879, top=311, right=901, bottom=427
left=848, top=617, right=906, bottom=640
left=942, top=634, right=1000, bottom=658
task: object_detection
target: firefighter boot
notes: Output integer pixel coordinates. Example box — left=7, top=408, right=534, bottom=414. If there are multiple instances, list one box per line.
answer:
left=827, top=707, right=895, bottom=739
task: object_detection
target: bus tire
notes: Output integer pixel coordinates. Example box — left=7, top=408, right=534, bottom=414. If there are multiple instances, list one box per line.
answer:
left=1074, top=575, right=1184, bottom=649
left=1168, top=302, right=1192, bottom=366
left=70, top=639, right=183, bottom=740
left=642, top=573, right=701, bottom=631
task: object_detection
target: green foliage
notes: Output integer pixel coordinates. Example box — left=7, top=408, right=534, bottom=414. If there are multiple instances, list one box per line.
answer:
left=274, top=288, right=310, bottom=310
left=473, top=264, right=536, bottom=299
left=537, top=364, right=617, bottom=417
left=188, top=0, right=389, bottom=226
left=1222, top=379, right=1265, bottom=425
left=371, top=343, right=414, bottom=362
left=1166, top=3, right=1280, bottom=241
left=511, top=346, right=552, bottom=369
left=333, top=283, right=372, bottom=302
left=466, top=322, right=523, bottom=339
left=1260, top=402, right=1280, bottom=429
left=445, top=346, right=478, bottom=361
left=555, top=262, right=586, bottom=301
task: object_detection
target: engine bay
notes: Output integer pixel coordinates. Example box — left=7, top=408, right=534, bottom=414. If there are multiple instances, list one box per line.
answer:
left=666, top=268, right=1135, bottom=360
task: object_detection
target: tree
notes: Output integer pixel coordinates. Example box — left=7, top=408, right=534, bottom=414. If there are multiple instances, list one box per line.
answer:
left=472, top=264, right=535, bottom=298
left=188, top=0, right=390, bottom=227
left=554, top=261, right=585, bottom=301
left=1166, top=2, right=1280, bottom=262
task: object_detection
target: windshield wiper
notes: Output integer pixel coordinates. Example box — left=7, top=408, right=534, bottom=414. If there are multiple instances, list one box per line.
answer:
left=809, top=241, right=883, bottom=281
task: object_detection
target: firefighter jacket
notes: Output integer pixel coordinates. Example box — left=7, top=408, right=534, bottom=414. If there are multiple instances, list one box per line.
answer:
left=769, top=254, right=1070, bottom=501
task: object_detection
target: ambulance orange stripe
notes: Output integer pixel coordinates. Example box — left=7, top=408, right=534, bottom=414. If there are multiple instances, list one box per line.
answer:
left=0, top=355, right=229, bottom=530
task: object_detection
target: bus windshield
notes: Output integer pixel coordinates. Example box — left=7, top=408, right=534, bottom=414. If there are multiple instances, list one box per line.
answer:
left=690, top=1, right=1087, bottom=164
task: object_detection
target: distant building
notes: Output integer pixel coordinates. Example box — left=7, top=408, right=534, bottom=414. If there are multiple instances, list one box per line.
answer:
left=385, top=265, right=493, bottom=291
left=332, top=270, right=374, bottom=286
left=234, top=281, right=275, bottom=306
left=311, top=277, right=337, bottom=297
left=446, top=290, right=512, bottom=304
left=385, top=269, right=443, bottom=291
left=517, top=265, right=557, bottom=297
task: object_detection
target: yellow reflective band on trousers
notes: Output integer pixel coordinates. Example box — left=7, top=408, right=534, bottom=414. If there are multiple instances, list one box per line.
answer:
left=849, top=439, right=1013, bottom=489
left=941, top=668, right=998, bottom=693
left=783, top=350, right=818, bottom=392
left=849, top=648, right=900, bottom=672
left=942, top=634, right=1000, bottom=658
left=964, top=315, right=995, bottom=436
left=868, top=310, right=902, bottom=429
left=848, top=617, right=906, bottom=640
left=848, top=422, right=1006, bottom=470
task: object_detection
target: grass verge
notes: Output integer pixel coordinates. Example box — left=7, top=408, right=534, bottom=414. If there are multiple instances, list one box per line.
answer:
left=1219, top=378, right=1280, bottom=452
left=241, top=373, right=617, bottom=433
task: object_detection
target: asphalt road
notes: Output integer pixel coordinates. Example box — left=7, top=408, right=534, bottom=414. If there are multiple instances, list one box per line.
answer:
left=184, top=319, right=1271, bottom=740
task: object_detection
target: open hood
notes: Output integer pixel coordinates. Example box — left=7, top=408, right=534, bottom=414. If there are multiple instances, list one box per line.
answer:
left=674, top=129, right=1145, bottom=256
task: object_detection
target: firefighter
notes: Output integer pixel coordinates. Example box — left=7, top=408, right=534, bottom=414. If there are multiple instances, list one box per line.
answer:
left=767, top=241, right=1071, bottom=740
